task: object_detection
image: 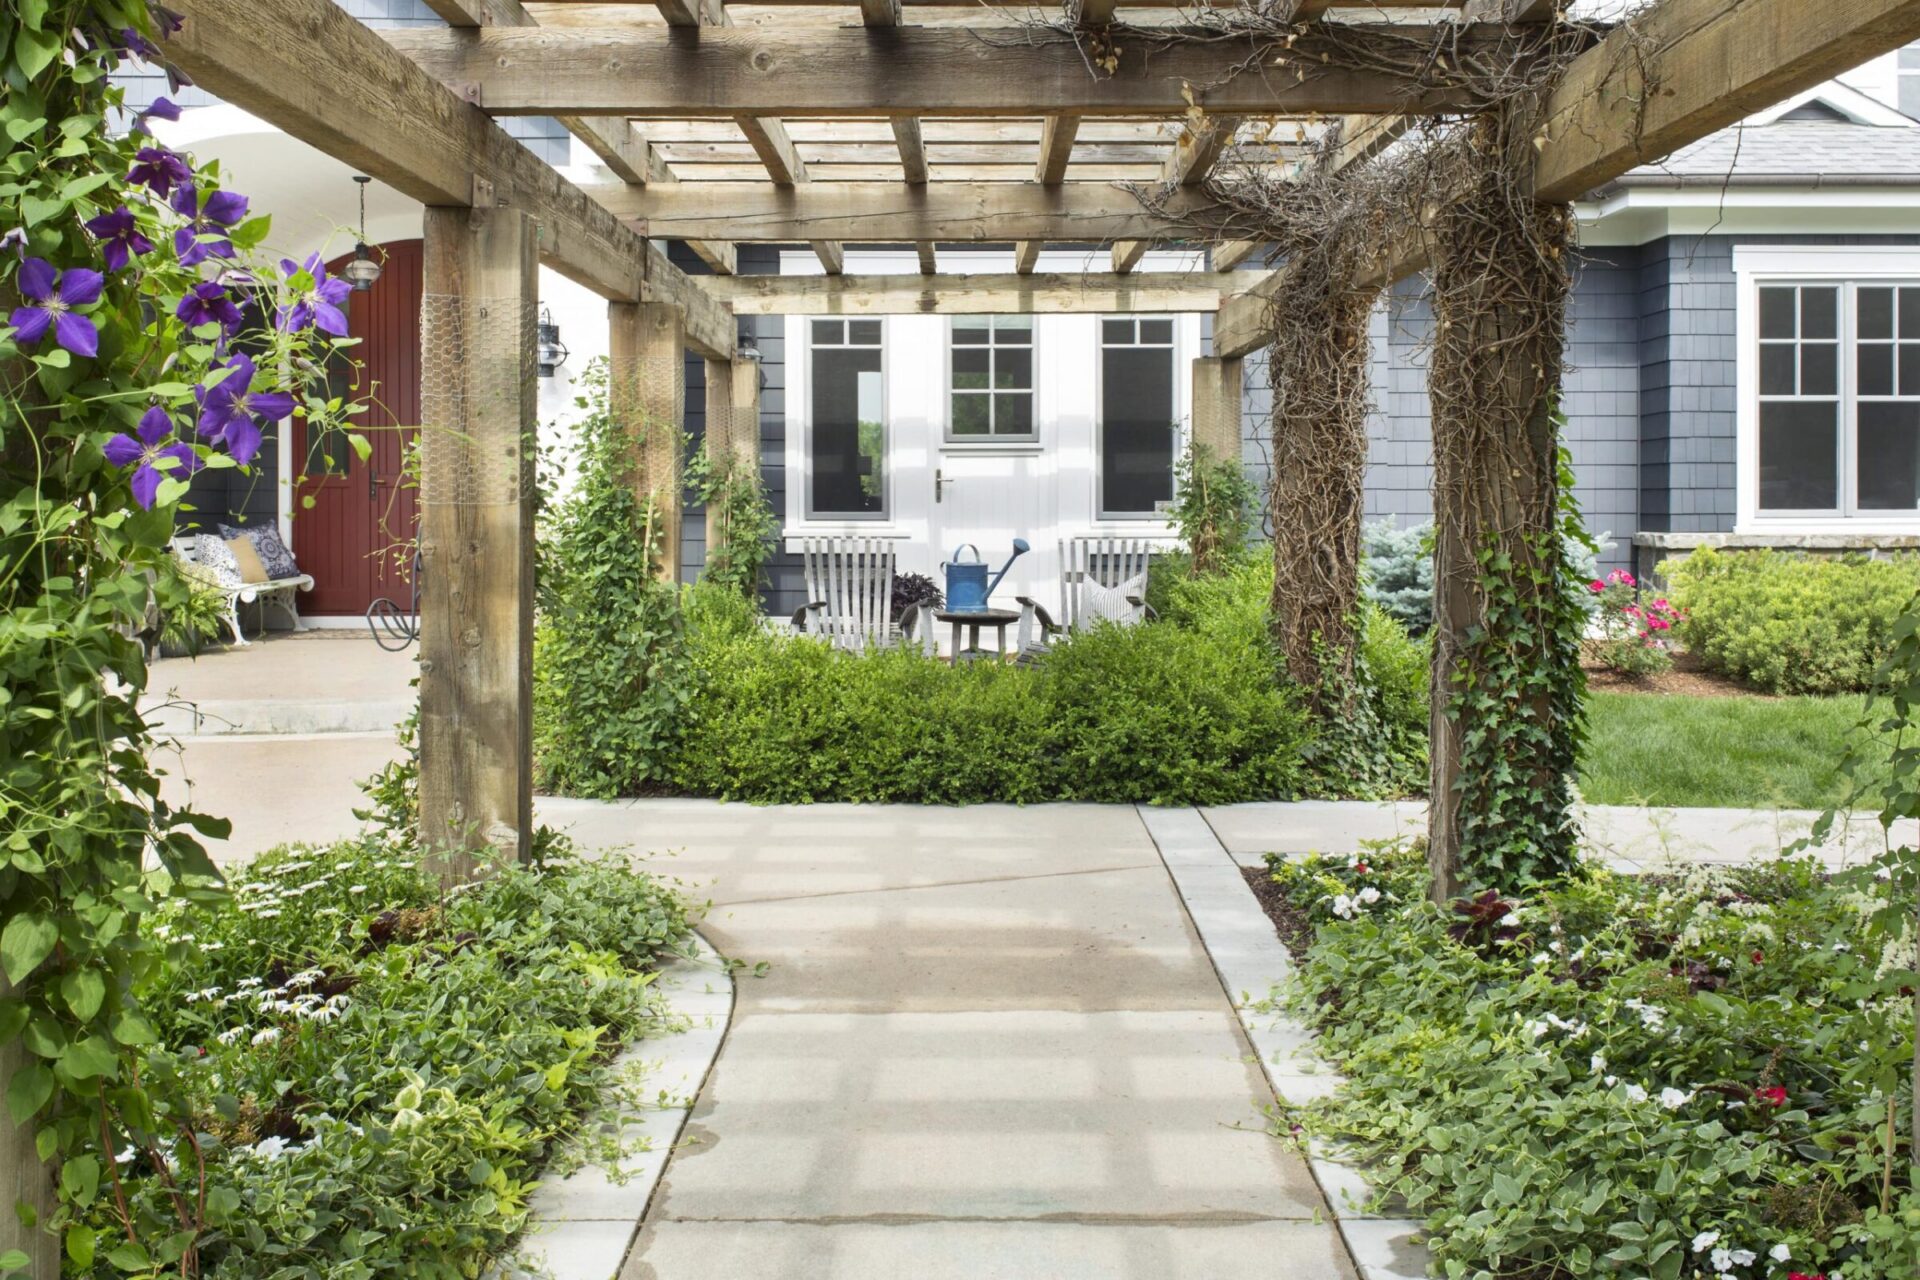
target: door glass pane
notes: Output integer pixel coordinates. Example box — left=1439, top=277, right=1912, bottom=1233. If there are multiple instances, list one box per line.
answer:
left=1859, top=402, right=1920, bottom=510
left=1900, top=287, right=1920, bottom=338
left=1101, top=343, right=1175, bottom=514
left=1758, top=401, right=1838, bottom=510
left=951, top=394, right=990, bottom=436
left=812, top=347, right=884, bottom=515
left=952, top=316, right=990, bottom=345
left=952, top=347, right=990, bottom=389
left=1901, top=344, right=1920, bottom=396
left=1101, top=319, right=1133, bottom=344
left=849, top=320, right=882, bottom=345
left=1139, top=319, right=1174, bottom=344
left=995, top=392, right=1033, bottom=436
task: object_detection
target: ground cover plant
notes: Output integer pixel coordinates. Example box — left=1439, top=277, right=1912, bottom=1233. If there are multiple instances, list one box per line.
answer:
left=1664, top=550, right=1920, bottom=696
left=82, top=825, right=695, bottom=1277
left=1263, top=840, right=1918, bottom=1279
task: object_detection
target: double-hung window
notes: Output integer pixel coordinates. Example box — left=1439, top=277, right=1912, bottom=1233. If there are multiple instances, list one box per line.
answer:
left=1751, top=279, right=1920, bottom=518
left=809, top=318, right=885, bottom=518
left=1098, top=317, right=1177, bottom=517
left=949, top=315, right=1035, bottom=441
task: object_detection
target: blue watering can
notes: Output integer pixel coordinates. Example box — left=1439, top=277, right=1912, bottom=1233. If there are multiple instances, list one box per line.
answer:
left=943, top=539, right=1029, bottom=613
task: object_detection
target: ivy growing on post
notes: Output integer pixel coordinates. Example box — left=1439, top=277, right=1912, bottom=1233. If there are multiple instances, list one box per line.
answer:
left=685, top=442, right=777, bottom=600
left=1, top=3, right=361, bottom=1268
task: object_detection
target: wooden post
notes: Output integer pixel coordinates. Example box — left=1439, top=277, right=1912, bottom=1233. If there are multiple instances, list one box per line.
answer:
left=1, top=975, right=57, bottom=1276
left=1189, top=355, right=1242, bottom=461
left=417, top=205, right=538, bottom=882
left=1424, top=109, right=1581, bottom=903
left=610, top=301, right=686, bottom=581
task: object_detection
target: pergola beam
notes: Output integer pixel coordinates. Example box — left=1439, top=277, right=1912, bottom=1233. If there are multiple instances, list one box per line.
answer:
left=378, top=25, right=1492, bottom=117
left=165, top=0, right=732, bottom=356
left=704, top=271, right=1238, bottom=315
left=1214, top=0, right=1920, bottom=358
left=1113, top=115, right=1236, bottom=273
left=593, top=179, right=1217, bottom=242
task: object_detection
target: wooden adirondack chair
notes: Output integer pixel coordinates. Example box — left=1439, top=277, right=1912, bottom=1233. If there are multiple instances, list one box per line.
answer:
left=1015, top=536, right=1158, bottom=654
left=791, top=536, right=906, bottom=653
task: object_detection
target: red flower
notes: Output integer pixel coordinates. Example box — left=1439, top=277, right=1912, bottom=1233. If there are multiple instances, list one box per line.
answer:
left=1751, top=949, right=1764, bottom=964
left=1757, top=1086, right=1788, bottom=1107
left=1788, top=1273, right=1825, bottom=1280
left=1355, top=863, right=1370, bottom=875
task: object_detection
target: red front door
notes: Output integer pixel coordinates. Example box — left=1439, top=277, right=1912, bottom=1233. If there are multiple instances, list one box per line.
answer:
left=295, top=240, right=422, bottom=616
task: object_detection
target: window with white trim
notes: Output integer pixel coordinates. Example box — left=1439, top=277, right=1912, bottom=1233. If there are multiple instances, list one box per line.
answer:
left=808, top=318, right=885, bottom=518
left=949, top=315, right=1035, bottom=440
left=1754, top=281, right=1920, bottom=517
left=1098, top=317, right=1177, bottom=517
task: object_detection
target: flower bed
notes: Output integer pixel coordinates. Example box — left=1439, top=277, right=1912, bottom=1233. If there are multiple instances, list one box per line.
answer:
left=1259, top=842, right=1918, bottom=1280
left=67, top=834, right=695, bottom=1276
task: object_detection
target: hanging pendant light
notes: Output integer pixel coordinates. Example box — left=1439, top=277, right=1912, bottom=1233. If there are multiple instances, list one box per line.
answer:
left=341, top=175, right=381, bottom=292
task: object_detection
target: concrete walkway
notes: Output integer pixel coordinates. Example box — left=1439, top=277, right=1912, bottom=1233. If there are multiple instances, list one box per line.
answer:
left=540, top=799, right=1357, bottom=1280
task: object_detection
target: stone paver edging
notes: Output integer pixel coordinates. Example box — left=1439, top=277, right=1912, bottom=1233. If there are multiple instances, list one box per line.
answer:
left=500, top=931, right=734, bottom=1280
left=1138, top=807, right=1430, bottom=1280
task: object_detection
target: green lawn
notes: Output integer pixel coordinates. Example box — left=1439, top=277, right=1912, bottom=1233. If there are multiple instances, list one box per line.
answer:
left=1578, top=691, right=1889, bottom=810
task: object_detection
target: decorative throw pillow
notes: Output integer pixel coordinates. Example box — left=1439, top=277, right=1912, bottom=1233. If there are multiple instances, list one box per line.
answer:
left=1080, top=573, right=1149, bottom=626
left=220, top=523, right=301, bottom=581
left=225, top=536, right=270, bottom=584
left=192, top=533, right=243, bottom=589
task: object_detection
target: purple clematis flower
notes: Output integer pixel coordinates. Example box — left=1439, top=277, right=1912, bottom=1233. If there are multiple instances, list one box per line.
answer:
left=127, top=147, right=190, bottom=199
left=119, top=28, right=160, bottom=59
left=134, top=96, right=182, bottom=135
left=105, top=405, right=201, bottom=509
left=175, top=280, right=243, bottom=332
left=276, top=254, right=351, bottom=337
left=0, top=228, right=26, bottom=257
left=149, top=5, right=184, bottom=38
left=84, top=207, right=154, bottom=273
left=8, top=258, right=104, bottom=358
left=196, top=354, right=292, bottom=466
left=169, top=184, right=247, bottom=268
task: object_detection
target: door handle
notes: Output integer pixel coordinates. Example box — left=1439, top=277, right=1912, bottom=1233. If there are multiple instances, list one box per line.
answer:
left=367, top=462, right=376, bottom=500
left=935, top=468, right=945, bottom=503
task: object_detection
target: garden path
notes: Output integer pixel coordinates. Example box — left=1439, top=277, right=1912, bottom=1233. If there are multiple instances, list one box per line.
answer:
left=537, top=799, right=1359, bottom=1280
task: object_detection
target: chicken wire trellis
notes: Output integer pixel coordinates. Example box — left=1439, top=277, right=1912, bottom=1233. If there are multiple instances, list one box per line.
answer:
left=419, top=292, right=537, bottom=508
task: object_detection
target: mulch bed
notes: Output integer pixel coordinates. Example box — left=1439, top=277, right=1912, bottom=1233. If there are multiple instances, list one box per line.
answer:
left=1580, top=647, right=1766, bottom=699
left=1240, top=863, right=1315, bottom=965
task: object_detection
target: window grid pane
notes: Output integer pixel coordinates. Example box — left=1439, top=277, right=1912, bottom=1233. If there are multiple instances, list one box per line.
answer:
left=1756, top=284, right=1839, bottom=513
left=1858, top=284, right=1920, bottom=512
left=1100, top=319, right=1176, bottom=515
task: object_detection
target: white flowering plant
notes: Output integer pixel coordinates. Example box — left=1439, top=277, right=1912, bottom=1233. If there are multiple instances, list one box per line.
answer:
left=1267, top=842, right=1917, bottom=1280
left=1264, top=836, right=1426, bottom=925
left=73, top=830, right=698, bottom=1275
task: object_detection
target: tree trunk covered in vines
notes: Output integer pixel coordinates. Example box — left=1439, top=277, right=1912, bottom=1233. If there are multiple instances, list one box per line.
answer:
left=1268, top=271, right=1380, bottom=699
left=1425, top=107, right=1585, bottom=904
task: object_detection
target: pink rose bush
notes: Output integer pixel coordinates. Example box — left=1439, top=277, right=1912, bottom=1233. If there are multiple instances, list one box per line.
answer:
left=1590, top=568, right=1687, bottom=677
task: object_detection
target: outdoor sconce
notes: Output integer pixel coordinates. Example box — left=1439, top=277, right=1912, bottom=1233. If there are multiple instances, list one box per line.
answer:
left=341, top=175, right=381, bottom=292
left=738, top=325, right=766, bottom=390
left=536, top=307, right=569, bottom=378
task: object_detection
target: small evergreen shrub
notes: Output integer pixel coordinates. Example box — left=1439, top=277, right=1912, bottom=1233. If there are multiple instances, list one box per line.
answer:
left=1663, top=548, right=1920, bottom=694
left=1361, top=519, right=1434, bottom=633
left=1169, top=441, right=1258, bottom=575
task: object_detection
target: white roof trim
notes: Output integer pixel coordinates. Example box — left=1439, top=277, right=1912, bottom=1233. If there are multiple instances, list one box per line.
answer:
left=1748, top=82, right=1917, bottom=128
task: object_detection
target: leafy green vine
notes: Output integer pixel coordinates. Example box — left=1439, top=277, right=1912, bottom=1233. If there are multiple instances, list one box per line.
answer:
left=1169, top=440, right=1256, bottom=577
left=685, top=441, right=775, bottom=601
left=1442, top=442, right=1591, bottom=892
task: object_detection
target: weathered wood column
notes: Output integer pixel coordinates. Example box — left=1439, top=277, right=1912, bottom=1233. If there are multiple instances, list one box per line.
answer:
left=1425, top=106, right=1582, bottom=902
left=417, top=206, right=538, bottom=881
left=1, top=973, right=57, bottom=1276
left=610, top=301, right=686, bottom=580
left=1190, top=355, right=1243, bottom=461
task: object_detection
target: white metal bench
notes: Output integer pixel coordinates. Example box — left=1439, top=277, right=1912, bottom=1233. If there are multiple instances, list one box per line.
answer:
left=171, top=536, right=314, bottom=646
left=1015, top=536, right=1158, bottom=653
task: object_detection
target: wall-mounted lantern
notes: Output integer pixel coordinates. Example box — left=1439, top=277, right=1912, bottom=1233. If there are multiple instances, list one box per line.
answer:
left=341, top=175, right=381, bottom=292
left=536, top=306, right=569, bottom=378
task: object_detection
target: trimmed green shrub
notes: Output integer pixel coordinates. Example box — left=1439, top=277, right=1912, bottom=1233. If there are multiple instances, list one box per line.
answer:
left=669, top=576, right=1315, bottom=805
left=1663, top=548, right=1920, bottom=694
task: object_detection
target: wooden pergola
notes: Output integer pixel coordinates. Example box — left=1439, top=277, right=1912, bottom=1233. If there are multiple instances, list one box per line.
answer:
left=162, top=0, right=1920, bottom=873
